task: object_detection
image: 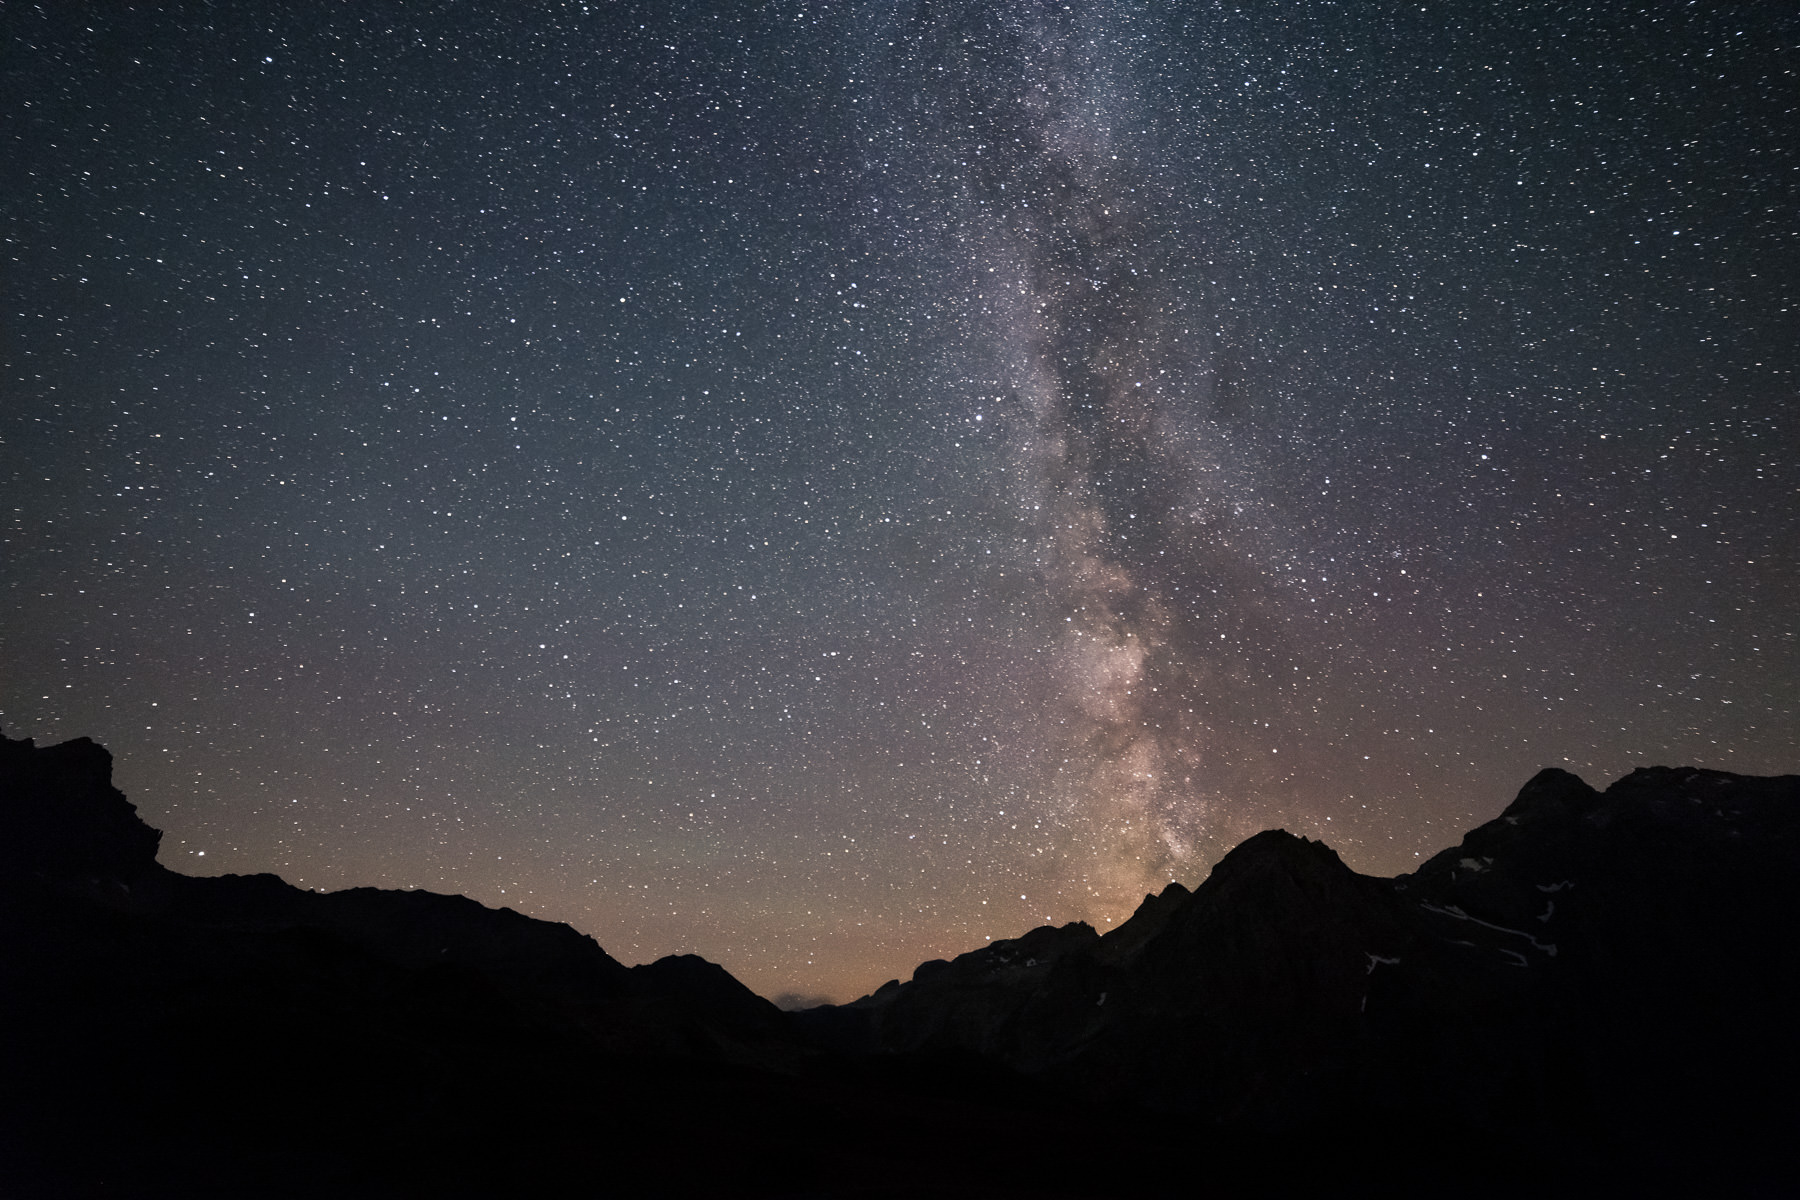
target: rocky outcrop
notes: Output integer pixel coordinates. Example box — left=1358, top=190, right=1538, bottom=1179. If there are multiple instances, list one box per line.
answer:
left=0, top=734, right=162, bottom=885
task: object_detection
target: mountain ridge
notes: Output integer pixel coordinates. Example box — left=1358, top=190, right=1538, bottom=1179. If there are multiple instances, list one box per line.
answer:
left=4, top=729, right=1796, bottom=1196
left=796, top=759, right=1800, bottom=1153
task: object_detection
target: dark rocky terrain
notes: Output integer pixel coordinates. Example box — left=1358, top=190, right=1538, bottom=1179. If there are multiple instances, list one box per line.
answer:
left=800, top=765, right=1800, bottom=1181
left=3, top=730, right=1795, bottom=1196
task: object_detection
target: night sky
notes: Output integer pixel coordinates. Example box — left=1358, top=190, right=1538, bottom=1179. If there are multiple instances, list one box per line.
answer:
left=5, top=1, right=1795, bottom=1005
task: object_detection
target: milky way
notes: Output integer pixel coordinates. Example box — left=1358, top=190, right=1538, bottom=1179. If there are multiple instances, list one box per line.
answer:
left=861, top=2, right=1318, bottom=909
left=4, top=1, right=1795, bottom=1002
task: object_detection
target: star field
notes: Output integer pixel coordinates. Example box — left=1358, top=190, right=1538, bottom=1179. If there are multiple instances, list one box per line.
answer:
left=4, top=1, right=1796, bottom=1003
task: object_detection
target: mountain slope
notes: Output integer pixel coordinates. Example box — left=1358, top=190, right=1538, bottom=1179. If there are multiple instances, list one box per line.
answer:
left=798, top=765, right=1800, bottom=1174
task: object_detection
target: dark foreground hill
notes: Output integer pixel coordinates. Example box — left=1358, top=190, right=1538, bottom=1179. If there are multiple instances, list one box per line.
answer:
left=3, top=731, right=1796, bottom=1197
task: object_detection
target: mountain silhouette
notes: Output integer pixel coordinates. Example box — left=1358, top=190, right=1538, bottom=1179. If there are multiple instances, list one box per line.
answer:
left=798, top=766, right=1800, bottom=1162
left=3, top=730, right=1795, bottom=1196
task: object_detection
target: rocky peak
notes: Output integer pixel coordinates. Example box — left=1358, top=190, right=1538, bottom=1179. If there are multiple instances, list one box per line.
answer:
left=0, top=732, right=162, bottom=884
left=1096, top=879, right=1189, bottom=963
left=1185, top=828, right=1363, bottom=917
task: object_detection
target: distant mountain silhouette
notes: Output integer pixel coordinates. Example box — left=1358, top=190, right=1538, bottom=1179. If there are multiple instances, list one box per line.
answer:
left=3, top=731, right=1795, bottom=1196
left=797, top=766, right=1800, bottom=1168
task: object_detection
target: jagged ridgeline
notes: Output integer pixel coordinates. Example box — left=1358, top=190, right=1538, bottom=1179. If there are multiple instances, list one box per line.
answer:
left=3, top=731, right=1796, bottom=1197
